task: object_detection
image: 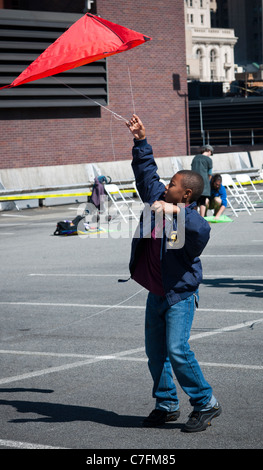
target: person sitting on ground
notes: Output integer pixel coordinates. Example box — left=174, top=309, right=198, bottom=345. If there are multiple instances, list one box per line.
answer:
left=206, top=174, right=227, bottom=219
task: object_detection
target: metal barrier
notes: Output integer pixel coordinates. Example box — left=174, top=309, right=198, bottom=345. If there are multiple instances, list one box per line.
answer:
left=190, top=127, right=263, bottom=147
left=0, top=180, right=136, bottom=206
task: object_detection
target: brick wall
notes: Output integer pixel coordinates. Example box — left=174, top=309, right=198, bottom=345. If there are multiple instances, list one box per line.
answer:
left=0, top=0, right=188, bottom=170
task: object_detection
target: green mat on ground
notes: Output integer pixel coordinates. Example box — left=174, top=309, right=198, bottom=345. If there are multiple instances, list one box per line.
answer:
left=204, top=215, right=233, bottom=223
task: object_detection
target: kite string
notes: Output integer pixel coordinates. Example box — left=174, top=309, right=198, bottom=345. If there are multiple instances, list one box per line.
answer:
left=127, top=65, right=136, bottom=115
left=53, top=62, right=136, bottom=123
left=109, top=62, right=136, bottom=160
left=108, top=64, right=139, bottom=200
left=52, top=76, right=128, bottom=122
left=38, top=287, right=145, bottom=334
left=53, top=69, right=136, bottom=194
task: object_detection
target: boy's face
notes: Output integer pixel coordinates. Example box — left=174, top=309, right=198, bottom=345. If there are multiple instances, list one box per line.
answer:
left=164, top=173, right=190, bottom=204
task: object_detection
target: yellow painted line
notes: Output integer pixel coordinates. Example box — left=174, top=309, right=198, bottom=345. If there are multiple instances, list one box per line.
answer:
left=0, top=189, right=136, bottom=201
left=237, top=179, right=263, bottom=185
left=0, top=192, right=91, bottom=201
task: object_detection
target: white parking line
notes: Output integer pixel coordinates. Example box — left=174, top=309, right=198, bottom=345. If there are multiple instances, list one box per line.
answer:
left=29, top=273, right=128, bottom=277
left=0, top=319, right=262, bottom=385
left=190, top=318, right=263, bottom=339
left=199, top=362, right=263, bottom=370
left=203, top=274, right=263, bottom=279
left=202, top=254, right=263, bottom=257
left=113, top=356, right=263, bottom=370
left=29, top=272, right=263, bottom=277
left=0, top=301, right=141, bottom=309
left=0, top=357, right=109, bottom=385
left=28, top=273, right=263, bottom=279
left=0, top=222, right=53, bottom=227
left=0, top=349, right=96, bottom=358
left=0, top=348, right=262, bottom=371
left=0, top=301, right=262, bottom=315
left=0, top=438, right=67, bottom=449
left=0, top=347, right=144, bottom=385
left=0, top=214, right=29, bottom=218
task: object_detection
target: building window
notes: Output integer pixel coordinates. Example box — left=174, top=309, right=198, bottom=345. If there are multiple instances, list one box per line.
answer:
left=190, top=14, right=194, bottom=23
left=201, top=14, right=204, bottom=24
left=210, top=49, right=216, bottom=80
left=196, top=48, right=203, bottom=79
left=210, top=49, right=216, bottom=63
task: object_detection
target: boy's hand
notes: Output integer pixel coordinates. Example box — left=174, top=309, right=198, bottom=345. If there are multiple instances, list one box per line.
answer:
left=126, top=114, right=146, bottom=140
left=151, top=200, right=180, bottom=215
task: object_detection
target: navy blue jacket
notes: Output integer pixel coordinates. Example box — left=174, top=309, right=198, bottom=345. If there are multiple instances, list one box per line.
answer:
left=129, top=138, right=211, bottom=306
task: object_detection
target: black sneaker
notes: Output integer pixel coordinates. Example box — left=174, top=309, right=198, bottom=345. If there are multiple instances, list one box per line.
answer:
left=183, top=402, right=222, bottom=433
left=142, top=409, right=180, bottom=427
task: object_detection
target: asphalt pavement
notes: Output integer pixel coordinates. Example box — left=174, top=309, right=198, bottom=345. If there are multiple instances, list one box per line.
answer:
left=0, top=197, right=262, bottom=458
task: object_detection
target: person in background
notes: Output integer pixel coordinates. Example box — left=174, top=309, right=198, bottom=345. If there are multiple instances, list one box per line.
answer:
left=206, top=173, right=227, bottom=219
left=191, top=145, right=214, bottom=217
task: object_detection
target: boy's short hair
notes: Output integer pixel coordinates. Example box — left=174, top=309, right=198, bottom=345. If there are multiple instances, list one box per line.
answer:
left=177, top=170, right=204, bottom=203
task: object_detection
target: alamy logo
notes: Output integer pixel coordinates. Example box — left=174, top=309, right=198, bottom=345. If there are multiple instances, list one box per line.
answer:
left=76, top=198, right=186, bottom=249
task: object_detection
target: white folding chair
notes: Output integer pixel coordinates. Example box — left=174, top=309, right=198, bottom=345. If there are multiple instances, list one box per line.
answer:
left=221, top=174, right=252, bottom=216
left=104, top=183, right=139, bottom=223
left=235, top=173, right=263, bottom=202
left=229, top=174, right=256, bottom=211
left=0, top=179, right=20, bottom=211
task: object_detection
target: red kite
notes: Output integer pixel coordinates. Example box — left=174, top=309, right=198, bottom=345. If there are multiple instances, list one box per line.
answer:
left=0, top=13, right=151, bottom=90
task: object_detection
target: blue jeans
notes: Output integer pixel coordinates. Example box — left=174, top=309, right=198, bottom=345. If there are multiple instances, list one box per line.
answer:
left=145, top=292, right=216, bottom=412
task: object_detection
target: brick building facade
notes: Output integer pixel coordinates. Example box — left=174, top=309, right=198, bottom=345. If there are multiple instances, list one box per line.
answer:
left=0, top=0, right=188, bottom=171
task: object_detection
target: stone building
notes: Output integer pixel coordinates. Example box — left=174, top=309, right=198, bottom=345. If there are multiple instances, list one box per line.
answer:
left=185, top=0, right=237, bottom=90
